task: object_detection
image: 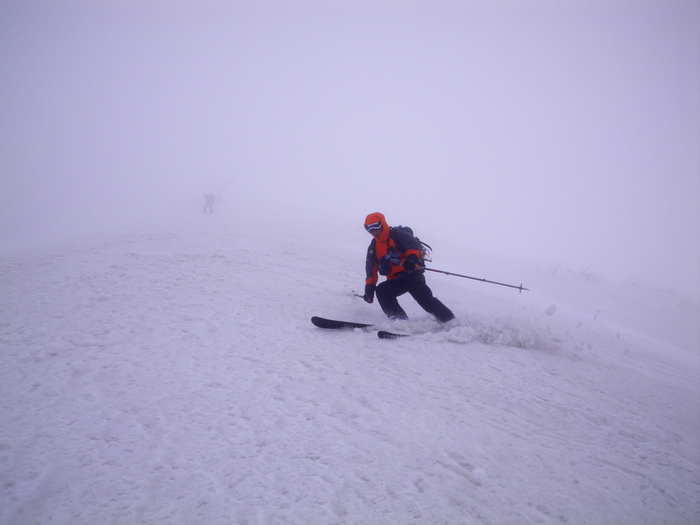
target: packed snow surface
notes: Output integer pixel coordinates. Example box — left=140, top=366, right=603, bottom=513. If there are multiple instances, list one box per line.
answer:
left=1, top=209, right=698, bottom=524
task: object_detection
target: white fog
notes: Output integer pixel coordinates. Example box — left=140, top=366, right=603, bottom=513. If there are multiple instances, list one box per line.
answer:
left=1, top=0, right=698, bottom=297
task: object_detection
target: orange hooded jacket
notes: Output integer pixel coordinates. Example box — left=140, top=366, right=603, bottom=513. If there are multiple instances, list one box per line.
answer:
left=364, top=212, right=422, bottom=285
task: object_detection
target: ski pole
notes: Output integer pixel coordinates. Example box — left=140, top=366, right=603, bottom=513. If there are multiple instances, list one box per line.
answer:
left=423, top=267, right=529, bottom=293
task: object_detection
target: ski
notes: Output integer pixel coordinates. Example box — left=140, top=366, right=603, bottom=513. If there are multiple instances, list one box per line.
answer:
left=311, top=316, right=373, bottom=330
left=311, top=317, right=410, bottom=339
left=377, top=330, right=410, bottom=339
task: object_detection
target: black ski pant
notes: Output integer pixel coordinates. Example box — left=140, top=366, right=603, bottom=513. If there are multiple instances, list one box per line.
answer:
left=376, top=270, right=455, bottom=323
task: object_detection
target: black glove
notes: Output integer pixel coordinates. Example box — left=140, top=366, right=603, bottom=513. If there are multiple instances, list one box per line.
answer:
left=403, top=254, right=420, bottom=271
left=363, top=283, right=376, bottom=303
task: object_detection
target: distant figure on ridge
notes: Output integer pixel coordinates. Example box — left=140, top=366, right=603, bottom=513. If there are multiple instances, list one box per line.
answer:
left=362, top=212, right=454, bottom=323
left=204, top=194, right=215, bottom=213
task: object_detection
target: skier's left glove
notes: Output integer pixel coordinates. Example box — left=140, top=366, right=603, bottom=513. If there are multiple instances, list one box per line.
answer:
left=403, top=254, right=420, bottom=271
left=363, top=283, right=376, bottom=303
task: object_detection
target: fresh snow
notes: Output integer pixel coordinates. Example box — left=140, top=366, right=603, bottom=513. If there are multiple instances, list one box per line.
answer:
left=1, top=207, right=698, bottom=525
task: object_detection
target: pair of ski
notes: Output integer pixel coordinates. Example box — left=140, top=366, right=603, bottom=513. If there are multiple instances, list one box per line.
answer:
left=311, top=316, right=409, bottom=339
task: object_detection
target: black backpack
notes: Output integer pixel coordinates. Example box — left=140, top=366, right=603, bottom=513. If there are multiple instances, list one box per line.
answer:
left=395, top=225, right=433, bottom=263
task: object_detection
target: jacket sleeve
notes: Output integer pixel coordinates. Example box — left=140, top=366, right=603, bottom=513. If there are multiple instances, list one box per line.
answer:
left=365, top=240, right=379, bottom=285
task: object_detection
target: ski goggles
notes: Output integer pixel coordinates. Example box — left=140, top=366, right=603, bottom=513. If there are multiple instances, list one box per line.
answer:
left=365, top=221, right=383, bottom=233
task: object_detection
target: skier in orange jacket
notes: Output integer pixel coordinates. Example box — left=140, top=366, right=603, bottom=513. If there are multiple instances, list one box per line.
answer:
left=363, top=212, right=454, bottom=323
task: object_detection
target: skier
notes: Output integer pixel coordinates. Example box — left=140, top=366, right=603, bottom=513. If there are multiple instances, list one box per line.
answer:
left=204, top=194, right=215, bottom=213
left=362, top=212, right=455, bottom=323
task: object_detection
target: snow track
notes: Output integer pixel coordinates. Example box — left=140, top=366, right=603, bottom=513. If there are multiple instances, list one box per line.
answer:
left=1, top=212, right=698, bottom=524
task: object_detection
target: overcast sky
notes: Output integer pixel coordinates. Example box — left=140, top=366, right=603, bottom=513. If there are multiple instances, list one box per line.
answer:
left=1, top=0, right=699, bottom=296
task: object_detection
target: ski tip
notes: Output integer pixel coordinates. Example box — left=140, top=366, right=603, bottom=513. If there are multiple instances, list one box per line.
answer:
left=311, top=316, right=374, bottom=330
left=377, top=330, right=410, bottom=339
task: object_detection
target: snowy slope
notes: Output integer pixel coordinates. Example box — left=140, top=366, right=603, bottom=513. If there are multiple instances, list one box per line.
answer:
left=1, top=208, right=698, bottom=525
